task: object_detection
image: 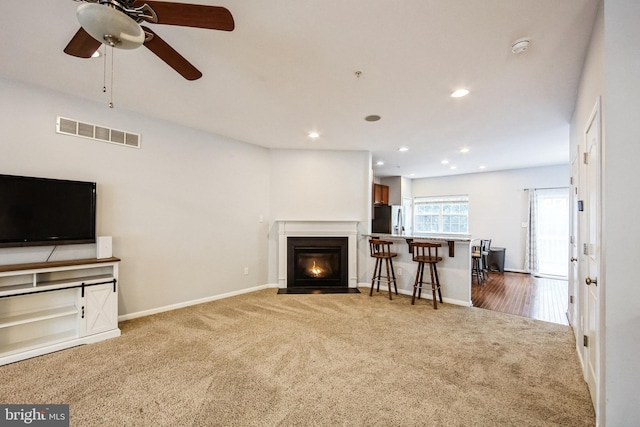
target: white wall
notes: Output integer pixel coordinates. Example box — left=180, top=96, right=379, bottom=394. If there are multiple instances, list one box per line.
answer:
left=0, top=78, right=374, bottom=313
left=602, top=0, right=640, bottom=424
left=0, top=78, right=271, bottom=316
left=571, top=1, right=640, bottom=423
left=268, top=149, right=370, bottom=221
left=267, top=149, right=371, bottom=283
left=411, top=165, right=569, bottom=271
left=570, top=1, right=603, bottom=421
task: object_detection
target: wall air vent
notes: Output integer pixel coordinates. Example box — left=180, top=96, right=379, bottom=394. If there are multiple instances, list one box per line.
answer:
left=56, top=116, right=141, bottom=149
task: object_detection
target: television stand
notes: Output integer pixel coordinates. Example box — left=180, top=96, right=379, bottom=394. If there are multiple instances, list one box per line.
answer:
left=0, top=257, right=121, bottom=366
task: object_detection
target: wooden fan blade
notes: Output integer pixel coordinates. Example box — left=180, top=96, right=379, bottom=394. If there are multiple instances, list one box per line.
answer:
left=64, top=28, right=102, bottom=58
left=142, top=27, right=203, bottom=80
left=133, top=1, right=234, bottom=31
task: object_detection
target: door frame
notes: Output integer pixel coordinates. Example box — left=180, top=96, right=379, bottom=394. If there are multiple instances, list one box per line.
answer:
left=568, top=152, right=579, bottom=329
left=580, top=96, right=603, bottom=423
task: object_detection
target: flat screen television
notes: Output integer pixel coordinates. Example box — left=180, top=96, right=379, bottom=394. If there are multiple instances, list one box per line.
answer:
left=0, top=174, right=96, bottom=247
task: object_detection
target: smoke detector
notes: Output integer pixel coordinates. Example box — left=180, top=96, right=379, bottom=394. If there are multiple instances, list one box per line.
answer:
left=511, top=37, right=531, bottom=54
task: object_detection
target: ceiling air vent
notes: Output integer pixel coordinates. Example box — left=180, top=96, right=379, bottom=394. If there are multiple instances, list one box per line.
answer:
left=56, top=116, right=141, bottom=149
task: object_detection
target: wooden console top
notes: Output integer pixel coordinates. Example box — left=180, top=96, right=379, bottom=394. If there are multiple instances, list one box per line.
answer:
left=0, top=257, right=121, bottom=273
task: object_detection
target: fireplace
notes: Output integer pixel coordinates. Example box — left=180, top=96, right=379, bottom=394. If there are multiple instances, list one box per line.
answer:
left=287, top=237, right=348, bottom=288
left=277, top=221, right=358, bottom=289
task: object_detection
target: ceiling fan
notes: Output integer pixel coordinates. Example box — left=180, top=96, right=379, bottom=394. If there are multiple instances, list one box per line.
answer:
left=64, top=0, right=235, bottom=80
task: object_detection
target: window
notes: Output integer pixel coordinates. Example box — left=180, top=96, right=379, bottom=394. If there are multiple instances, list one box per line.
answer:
left=414, top=195, right=469, bottom=234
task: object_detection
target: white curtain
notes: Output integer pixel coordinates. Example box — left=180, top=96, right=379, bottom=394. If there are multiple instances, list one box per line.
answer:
left=527, top=188, right=569, bottom=277
left=524, top=189, right=538, bottom=273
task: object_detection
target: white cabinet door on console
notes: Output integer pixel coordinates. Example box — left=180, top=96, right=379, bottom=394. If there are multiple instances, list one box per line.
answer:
left=80, top=283, right=118, bottom=337
left=0, top=258, right=121, bottom=366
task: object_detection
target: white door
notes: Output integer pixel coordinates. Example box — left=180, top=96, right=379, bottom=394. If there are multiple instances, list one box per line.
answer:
left=583, top=98, right=601, bottom=411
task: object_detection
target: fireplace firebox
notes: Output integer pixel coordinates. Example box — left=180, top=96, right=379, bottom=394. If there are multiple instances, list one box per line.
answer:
left=287, top=237, right=348, bottom=288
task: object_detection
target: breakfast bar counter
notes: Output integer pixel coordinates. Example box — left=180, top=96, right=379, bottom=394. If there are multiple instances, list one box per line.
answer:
left=364, top=233, right=472, bottom=306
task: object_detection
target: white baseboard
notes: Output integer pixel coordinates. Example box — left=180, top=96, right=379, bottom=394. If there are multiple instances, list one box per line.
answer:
left=118, top=284, right=276, bottom=322
left=118, top=280, right=472, bottom=323
left=357, top=284, right=471, bottom=307
left=504, top=268, right=528, bottom=274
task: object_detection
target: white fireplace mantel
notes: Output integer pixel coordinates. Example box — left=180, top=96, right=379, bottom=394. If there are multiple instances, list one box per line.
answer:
left=277, top=221, right=359, bottom=288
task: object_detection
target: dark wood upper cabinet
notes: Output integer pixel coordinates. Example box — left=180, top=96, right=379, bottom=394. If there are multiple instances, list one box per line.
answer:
left=373, top=184, right=389, bottom=205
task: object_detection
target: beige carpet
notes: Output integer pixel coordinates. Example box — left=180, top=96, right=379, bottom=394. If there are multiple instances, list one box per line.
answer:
left=0, top=289, right=594, bottom=426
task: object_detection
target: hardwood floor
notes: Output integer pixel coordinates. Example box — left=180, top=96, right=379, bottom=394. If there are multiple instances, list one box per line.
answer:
left=471, top=271, right=569, bottom=325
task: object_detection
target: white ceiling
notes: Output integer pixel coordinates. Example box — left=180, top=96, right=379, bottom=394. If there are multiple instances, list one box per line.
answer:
left=0, top=0, right=599, bottom=178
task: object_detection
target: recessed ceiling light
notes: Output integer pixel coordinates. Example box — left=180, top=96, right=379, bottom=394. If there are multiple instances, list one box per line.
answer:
left=479, top=165, right=486, bottom=169
left=398, top=147, right=409, bottom=152
left=409, top=173, right=415, bottom=177
left=365, top=115, right=381, bottom=122
left=376, top=161, right=384, bottom=166
left=308, top=131, right=320, bottom=138
left=441, top=160, right=449, bottom=165
left=450, top=166, right=457, bottom=170
left=460, top=147, right=469, bottom=153
left=451, top=89, right=470, bottom=98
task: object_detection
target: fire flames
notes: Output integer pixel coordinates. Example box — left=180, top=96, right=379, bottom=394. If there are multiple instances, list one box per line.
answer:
left=310, top=260, right=322, bottom=277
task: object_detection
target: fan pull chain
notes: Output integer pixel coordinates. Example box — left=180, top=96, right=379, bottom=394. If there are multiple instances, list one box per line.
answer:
left=109, top=46, right=114, bottom=108
left=102, top=47, right=107, bottom=94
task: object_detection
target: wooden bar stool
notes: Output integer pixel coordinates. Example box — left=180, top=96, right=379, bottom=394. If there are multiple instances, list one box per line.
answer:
left=471, top=239, right=484, bottom=285
left=410, top=241, right=443, bottom=309
left=369, top=239, right=398, bottom=300
left=481, top=239, right=492, bottom=277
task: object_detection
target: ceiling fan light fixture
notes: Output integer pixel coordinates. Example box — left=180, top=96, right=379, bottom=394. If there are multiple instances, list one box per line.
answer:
left=77, top=3, right=144, bottom=50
